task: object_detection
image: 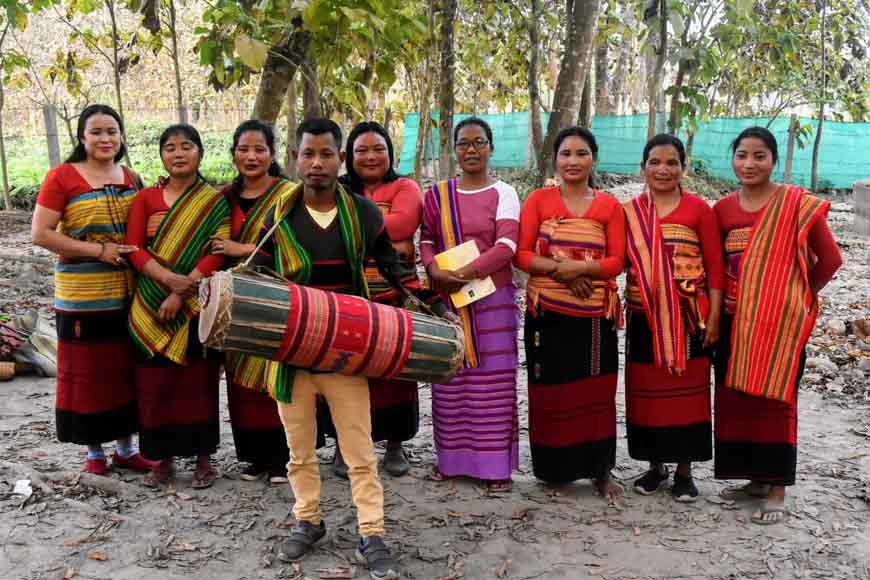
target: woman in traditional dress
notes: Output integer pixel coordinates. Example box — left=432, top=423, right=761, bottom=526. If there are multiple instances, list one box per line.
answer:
left=624, top=134, right=724, bottom=502
left=126, top=124, right=231, bottom=488
left=32, top=104, right=153, bottom=476
left=324, top=121, right=423, bottom=479
left=209, top=120, right=294, bottom=484
left=515, top=126, right=624, bottom=499
left=714, top=126, right=841, bottom=524
left=421, top=117, right=520, bottom=493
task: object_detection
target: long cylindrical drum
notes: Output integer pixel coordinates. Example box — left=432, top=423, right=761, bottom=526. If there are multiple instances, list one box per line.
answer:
left=199, top=270, right=465, bottom=383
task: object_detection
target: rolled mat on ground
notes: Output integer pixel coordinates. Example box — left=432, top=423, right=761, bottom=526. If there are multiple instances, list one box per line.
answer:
left=198, top=270, right=465, bottom=398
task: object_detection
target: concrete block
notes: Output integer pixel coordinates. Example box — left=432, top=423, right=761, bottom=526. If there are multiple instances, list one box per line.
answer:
left=854, top=179, right=870, bottom=237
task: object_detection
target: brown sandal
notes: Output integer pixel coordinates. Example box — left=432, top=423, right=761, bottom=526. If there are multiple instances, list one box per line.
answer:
left=486, top=479, right=512, bottom=494
left=428, top=465, right=450, bottom=482
left=143, top=460, right=174, bottom=488
left=192, top=467, right=217, bottom=489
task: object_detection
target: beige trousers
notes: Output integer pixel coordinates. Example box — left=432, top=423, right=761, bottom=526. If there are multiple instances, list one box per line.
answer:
left=276, top=370, right=384, bottom=537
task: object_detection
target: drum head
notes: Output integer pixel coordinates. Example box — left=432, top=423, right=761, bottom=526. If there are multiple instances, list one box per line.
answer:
left=198, top=272, right=226, bottom=345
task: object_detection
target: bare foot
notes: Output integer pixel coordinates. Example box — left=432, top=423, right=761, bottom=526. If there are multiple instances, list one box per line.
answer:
left=752, top=485, right=788, bottom=525
left=596, top=475, right=624, bottom=502
left=486, top=479, right=512, bottom=494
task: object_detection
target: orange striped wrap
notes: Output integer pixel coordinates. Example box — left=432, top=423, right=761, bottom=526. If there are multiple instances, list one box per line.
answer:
left=624, top=194, right=687, bottom=374
left=527, top=217, right=621, bottom=323
left=725, top=186, right=829, bottom=402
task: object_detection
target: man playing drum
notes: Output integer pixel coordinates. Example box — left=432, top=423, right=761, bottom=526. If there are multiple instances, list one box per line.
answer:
left=251, top=118, right=409, bottom=580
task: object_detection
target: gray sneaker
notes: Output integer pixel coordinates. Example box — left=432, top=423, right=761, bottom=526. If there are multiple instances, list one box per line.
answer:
left=355, top=536, right=399, bottom=580
left=278, top=520, right=325, bottom=561
left=381, top=445, right=410, bottom=477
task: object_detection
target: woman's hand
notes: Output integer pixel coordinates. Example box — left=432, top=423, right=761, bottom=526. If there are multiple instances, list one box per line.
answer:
left=157, top=293, right=183, bottom=322
left=702, top=314, right=720, bottom=349
left=453, top=264, right=478, bottom=282
left=210, top=236, right=253, bottom=259
left=98, top=242, right=138, bottom=267
left=163, top=272, right=197, bottom=297
left=428, top=263, right=467, bottom=294
left=551, top=255, right=589, bottom=283
left=568, top=277, right=594, bottom=299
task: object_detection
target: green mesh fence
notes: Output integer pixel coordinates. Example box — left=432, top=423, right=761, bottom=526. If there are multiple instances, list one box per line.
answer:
left=397, top=112, right=869, bottom=189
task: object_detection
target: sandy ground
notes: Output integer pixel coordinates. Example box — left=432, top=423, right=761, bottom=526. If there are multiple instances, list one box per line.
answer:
left=1, top=191, right=869, bottom=580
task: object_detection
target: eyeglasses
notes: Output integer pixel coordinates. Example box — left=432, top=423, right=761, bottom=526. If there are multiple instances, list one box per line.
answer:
left=455, top=139, right=490, bottom=152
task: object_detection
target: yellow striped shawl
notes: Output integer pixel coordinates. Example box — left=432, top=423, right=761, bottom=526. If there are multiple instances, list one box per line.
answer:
left=55, top=184, right=137, bottom=312
left=128, top=181, right=231, bottom=364
left=225, top=178, right=296, bottom=392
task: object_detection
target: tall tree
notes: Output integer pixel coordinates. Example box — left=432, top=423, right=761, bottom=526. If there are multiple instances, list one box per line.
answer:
left=538, top=0, right=601, bottom=181
left=810, top=0, right=827, bottom=191
left=251, top=19, right=309, bottom=124
left=437, top=0, right=456, bottom=179
left=527, top=0, right=544, bottom=168
left=645, top=0, right=667, bottom=139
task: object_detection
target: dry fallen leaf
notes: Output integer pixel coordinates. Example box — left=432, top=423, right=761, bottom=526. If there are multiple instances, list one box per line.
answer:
left=315, top=565, right=356, bottom=579
left=633, top=526, right=641, bottom=536
left=87, top=551, right=108, bottom=561
left=62, top=568, right=77, bottom=580
left=495, top=558, right=512, bottom=578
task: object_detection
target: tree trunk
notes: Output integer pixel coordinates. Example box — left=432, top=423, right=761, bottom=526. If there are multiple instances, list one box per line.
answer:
left=437, top=0, right=457, bottom=179
left=301, top=49, right=321, bottom=119
left=810, top=106, right=824, bottom=191
left=539, top=0, right=602, bottom=180
left=528, top=0, right=544, bottom=178
left=0, top=81, right=10, bottom=210
left=578, top=53, right=593, bottom=127
left=667, top=60, right=686, bottom=134
left=285, top=74, right=298, bottom=178
left=614, top=0, right=635, bottom=115
left=383, top=106, right=392, bottom=135
left=43, top=105, right=61, bottom=169
left=811, top=1, right=826, bottom=191
left=105, top=0, right=130, bottom=166
left=252, top=18, right=310, bottom=125
left=784, top=114, right=797, bottom=184
left=168, top=0, right=188, bottom=124
left=646, top=0, right=667, bottom=139
left=685, top=127, right=696, bottom=172
left=594, top=4, right=610, bottom=116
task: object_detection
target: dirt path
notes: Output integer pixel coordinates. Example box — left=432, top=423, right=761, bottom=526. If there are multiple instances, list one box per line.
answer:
left=1, top=197, right=869, bottom=580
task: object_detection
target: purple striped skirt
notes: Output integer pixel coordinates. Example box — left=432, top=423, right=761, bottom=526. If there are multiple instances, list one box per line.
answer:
left=431, top=286, right=519, bottom=481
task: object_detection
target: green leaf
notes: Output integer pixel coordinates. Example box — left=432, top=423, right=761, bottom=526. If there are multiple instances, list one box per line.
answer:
left=235, top=34, right=269, bottom=70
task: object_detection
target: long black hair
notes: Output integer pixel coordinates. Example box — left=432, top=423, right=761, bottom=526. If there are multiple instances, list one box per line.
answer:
left=228, top=119, right=285, bottom=197
left=159, top=123, right=206, bottom=181
left=341, top=121, right=399, bottom=195
left=641, top=133, right=687, bottom=167
left=65, top=104, right=127, bottom=164
left=731, top=126, right=779, bottom=164
left=553, top=125, right=598, bottom=188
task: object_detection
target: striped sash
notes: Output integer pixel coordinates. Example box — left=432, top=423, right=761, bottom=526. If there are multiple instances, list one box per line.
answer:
left=624, top=194, right=686, bottom=374
left=527, top=217, right=621, bottom=322
left=226, top=178, right=295, bottom=392
left=55, top=184, right=137, bottom=312
left=726, top=186, right=829, bottom=402
left=128, top=180, right=231, bottom=364
left=423, top=179, right=480, bottom=368
left=264, top=182, right=369, bottom=403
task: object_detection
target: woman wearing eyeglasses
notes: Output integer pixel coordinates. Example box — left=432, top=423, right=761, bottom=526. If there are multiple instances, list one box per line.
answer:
left=420, top=117, right=521, bottom=494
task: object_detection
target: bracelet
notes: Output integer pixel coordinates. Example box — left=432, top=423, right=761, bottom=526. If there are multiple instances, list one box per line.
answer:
left=98, top=242, right=107, bottom=260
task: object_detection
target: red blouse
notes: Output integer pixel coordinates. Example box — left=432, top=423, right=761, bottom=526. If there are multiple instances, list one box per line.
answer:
left=125, top=185, right=224, bottom=275
left=364, top=177, right=423, bottom=243
left=714, top=192, right=842, bottom=292
left=516, top=187, right=626, bottom=278
left=36, top=163, right=135, bottom=211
